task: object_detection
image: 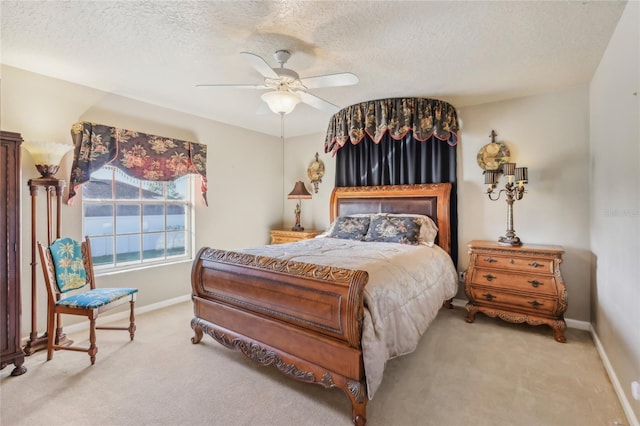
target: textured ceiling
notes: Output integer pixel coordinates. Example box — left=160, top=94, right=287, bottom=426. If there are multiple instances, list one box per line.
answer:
left=0, top=1, right=627, bottom=138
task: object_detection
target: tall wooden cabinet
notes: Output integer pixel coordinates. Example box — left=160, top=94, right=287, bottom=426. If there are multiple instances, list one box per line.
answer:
left=1, top=131, right=27, bottom=376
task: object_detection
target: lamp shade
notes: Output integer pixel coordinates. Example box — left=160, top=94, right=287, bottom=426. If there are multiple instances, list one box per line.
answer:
left=484, top=170, right=498, bottom=185
left=23, top=141, right=73, bottom=166
left=515, top=167, right=528, bottom=183
left=502, top=162, right=516, bottom=176
left=287, top=181, right=312, bottom=199
left=261, top=90, right=301, bottom=115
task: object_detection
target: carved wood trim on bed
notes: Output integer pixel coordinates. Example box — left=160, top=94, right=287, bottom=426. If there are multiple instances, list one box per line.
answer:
left=191, top=183, right=453, bottom=425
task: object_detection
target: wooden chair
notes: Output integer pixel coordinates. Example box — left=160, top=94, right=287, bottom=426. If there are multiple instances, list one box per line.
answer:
left=37, top=236, right=138, bottom=365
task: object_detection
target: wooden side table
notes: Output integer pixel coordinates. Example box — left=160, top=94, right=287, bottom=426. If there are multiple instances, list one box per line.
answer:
left=270, top=229, right=323, bottom=244
left=464, top=240, right=568, bottom=342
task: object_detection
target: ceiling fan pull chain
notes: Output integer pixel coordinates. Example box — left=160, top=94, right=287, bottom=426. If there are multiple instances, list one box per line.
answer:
left=280, top=113, right=285, bottom=139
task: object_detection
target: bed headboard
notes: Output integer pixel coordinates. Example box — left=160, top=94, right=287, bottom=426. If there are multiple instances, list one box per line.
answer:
left=329, top=183, right=452, bottom=255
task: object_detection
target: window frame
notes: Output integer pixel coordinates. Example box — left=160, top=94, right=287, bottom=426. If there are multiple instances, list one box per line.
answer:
left=81, top=166, right=195, bottom=274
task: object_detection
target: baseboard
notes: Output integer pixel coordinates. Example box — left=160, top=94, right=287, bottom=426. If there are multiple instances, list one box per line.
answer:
left=565, top=317, right=591, bottom=331
left=29, top=294, right=192, bottom=338
left=451, top=298, right=590, bottom=330
left=591, top=327, right=639, bottom=426
left=451, top=298, right=467, bottom=309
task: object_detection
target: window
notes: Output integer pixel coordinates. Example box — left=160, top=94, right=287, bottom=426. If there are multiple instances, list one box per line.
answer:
left=82, top=166, right=193, bottom=272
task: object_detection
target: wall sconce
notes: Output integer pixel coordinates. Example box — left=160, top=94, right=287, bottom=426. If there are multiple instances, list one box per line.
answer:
left=307, top=152, right=325, bottom=194
left=22, top=141, right=74, bottom=178
left=485, top=162, right=529, bottom=246
left=287, top=181, right=312, bottom=231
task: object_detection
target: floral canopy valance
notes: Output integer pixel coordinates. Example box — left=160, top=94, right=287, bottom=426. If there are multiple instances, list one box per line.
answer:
left=324, top=97, right=460, bottom=155
left=68, top=122, right=207, bottom=205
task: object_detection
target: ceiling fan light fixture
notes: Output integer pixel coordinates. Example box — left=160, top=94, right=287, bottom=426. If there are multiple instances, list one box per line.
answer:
left=261, top=90, right=301, bottom=115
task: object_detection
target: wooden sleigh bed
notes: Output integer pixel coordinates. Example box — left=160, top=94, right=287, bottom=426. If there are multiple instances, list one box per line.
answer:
left=190, top=183, right=455, bottom=425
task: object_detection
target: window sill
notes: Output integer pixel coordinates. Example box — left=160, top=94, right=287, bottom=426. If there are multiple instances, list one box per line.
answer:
left=94, top=257, right=193, bottom=278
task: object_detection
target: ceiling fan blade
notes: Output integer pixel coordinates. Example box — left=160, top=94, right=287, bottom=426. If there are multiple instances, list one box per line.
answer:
left=196, top=83, right=268, bottom=89
left=240, top=52, right=279, bottom=79
left=298, top=91, right=340, bottom=114
left=300, top=72, right=359, bottom=89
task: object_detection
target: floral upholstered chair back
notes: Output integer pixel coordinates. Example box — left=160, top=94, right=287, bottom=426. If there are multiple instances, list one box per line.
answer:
left=49, top=237, right=89, bottom=293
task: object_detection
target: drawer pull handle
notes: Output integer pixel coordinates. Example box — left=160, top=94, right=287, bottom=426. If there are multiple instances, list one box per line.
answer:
left=528, top=280, right=543, bottom=288
left=528, top=300, right=544, bottom=308
left=484, top=257, right=498, bottom=263
left=482, top=293, right=496, bottom=302
left=528, top=262, right=544, bottom=268
left=482, top=274, right=496, bottom=282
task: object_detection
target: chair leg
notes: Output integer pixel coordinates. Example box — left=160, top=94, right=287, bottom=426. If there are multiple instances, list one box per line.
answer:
left=128, top=300, right=136, bottom=341
left=46, top=307, right=56, bottom=361
left=88, top=318, right=97, bottom=365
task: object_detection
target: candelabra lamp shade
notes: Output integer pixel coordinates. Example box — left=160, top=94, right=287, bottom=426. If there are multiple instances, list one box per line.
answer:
left=261, top=89, right=301, bottom=115
left=515, top=167, right=528, bottom=184
left=22, top=141, right=74, bottom=178
left=287, top=181, right=312, bottom=231
left=484, top=170, right=498, bottom=188
left=502, top=162, right=516, bottom=176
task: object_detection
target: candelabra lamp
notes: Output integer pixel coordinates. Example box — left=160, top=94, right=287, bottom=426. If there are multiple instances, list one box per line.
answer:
left=485, top=162, right=528, bottom=246
left=22, top=141, right=74, bottom=355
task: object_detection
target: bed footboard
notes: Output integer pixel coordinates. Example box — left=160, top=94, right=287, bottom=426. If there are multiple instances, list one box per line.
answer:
left=191, top=247, right=370, bottom=425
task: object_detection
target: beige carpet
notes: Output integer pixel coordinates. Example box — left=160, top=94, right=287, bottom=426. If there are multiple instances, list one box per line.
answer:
left=0, top=301, right=627, bottom=426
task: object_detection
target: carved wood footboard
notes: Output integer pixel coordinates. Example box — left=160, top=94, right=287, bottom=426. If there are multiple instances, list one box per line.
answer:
left=191, top=247, right=370, bottom=425
left=190, top=183, right=454, bottom=425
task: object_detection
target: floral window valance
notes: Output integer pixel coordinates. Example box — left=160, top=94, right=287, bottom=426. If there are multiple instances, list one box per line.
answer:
left=68, top=121, right=207, bottom=205
left=324, top=97, right=460, bottom=155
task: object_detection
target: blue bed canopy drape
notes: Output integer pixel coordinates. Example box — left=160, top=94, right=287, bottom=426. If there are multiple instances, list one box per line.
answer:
left=324, top=97, right=460, bottom=264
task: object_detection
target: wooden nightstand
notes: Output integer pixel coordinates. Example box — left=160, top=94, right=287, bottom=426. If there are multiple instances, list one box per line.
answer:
left=464, top=240, right=568, bottom=342
left=269, top=229, right=323, bottom=244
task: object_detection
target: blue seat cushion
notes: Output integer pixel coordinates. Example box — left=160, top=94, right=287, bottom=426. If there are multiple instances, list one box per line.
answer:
left=57, top=288, right=138, bottom=309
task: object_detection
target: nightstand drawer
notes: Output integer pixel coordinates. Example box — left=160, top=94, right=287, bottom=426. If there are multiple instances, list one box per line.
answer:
left=468, top=286, right=557, bottom=316
left=271, top=235, right=292, bottom=244
left=475, top=255, right=554, bottom=274
left=469, top=269, right=557, bottom=295
left=270, top=229, right=322, bottom=244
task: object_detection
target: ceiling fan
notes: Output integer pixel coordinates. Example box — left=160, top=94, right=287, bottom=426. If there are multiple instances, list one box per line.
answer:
left=197, top=50, right=359, bottom=115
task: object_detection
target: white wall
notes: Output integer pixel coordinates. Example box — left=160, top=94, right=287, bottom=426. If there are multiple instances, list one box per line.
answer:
left=0, top=65, right=284, bottom=334
left=457, top=86, right=592, bottom=321
left=283, top=132, right=334, bottom=231
left=589, top=1, right=640, bottom=422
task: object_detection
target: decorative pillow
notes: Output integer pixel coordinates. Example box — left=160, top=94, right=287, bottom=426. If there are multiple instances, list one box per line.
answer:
left=49, top=238, right=88, bottom=293
left=317, top=214, right=371, bottom=238
left=384, top=213, right=438, bottom=246
left=364, top=215, right=422, bottom=245
left=326, top=216, right=371, bottom=241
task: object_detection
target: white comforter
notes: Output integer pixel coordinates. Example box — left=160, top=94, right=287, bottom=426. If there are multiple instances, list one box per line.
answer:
left=237, top=237, right=458, bottom=398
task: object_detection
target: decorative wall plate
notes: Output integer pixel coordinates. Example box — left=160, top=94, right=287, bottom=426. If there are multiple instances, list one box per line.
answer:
left=477, top=142, right=510, bottom=171
left=307, top=152, right=325, bottom=193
